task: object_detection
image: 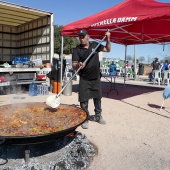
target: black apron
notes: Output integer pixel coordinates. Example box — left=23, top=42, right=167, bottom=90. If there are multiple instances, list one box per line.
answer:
left=79, top=76, right=102, bottom=102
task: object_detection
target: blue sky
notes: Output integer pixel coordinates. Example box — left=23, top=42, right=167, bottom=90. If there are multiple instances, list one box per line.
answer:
left=3, top=0, right=170, bottom=62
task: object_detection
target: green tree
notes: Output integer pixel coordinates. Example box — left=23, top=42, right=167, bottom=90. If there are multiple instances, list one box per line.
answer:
left=126, top=55, right=133, bottom=61
left=54, top=25, right=79, bottom=55
left=139, top=56, right=145, bottom=63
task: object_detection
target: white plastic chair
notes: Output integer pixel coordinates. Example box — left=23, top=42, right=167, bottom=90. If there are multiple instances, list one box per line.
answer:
left=100, top=66, right=109, bottom=75
left=162, top=70, right=170, bottom=85
left=118, top=67, right=122, bottom=76
left=122, top=67, right=129, bottom=77
left=121, top=67, right=132, bottom=78
left=153, top=70, right=162, bottom=85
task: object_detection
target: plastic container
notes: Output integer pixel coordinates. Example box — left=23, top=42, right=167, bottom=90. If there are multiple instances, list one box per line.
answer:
left=32, top=58, right=42, bottom=67
left=29, top=81, right=38, bottom=96
left=15, top=56, right=21, bottom=64
left=43, top=84, right=49, bottom=95
left=109, top=61, right=117, bottom=76
left=21, top=55, right=29, bottom=63
left=24, top=55, right=30, bottom=62
left=63, top=77, right=72, bottom=96
left=12, top=56, right=19, bottom=65
left=37, top=84, right=49, bottom=95
left=12, top=57, right=15, bottom=65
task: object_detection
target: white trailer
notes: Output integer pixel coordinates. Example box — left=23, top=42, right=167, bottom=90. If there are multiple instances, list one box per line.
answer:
left=0, top=1, right=54, bottom=87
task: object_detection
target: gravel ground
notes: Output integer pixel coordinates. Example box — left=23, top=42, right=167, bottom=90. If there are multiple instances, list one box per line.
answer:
left=0, top=77, right=169, bottom=170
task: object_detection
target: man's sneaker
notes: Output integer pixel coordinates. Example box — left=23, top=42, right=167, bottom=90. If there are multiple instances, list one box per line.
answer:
left=95, top=115, right=106, bottom=125
left=88, top=115, right=96, bottom=122
left=81, top=121, right=89, bottom=129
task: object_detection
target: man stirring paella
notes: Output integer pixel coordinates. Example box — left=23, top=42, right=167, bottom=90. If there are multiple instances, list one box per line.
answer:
left=72, top=29, right=111, bottom=129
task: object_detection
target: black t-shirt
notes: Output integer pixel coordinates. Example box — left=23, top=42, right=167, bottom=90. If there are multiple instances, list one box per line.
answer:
left=72, top=41, right=104, bottom=80
left=151, top=61, right=160, bottom=70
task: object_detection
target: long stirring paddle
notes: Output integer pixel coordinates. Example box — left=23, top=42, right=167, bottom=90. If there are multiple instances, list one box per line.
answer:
left=46, top=35, right=107, bottom=108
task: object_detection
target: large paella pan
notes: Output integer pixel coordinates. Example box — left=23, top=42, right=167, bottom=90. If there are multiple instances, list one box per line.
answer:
left=0, top=102, right=87, bottom=144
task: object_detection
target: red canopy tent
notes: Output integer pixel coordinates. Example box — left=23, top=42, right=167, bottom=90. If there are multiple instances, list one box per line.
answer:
left=60, top=0, right=170, bottom=85
left=62, top=0, right=170, bottom=45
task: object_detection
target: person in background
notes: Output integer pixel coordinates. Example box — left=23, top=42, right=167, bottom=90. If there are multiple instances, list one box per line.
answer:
left=151, top=57, right=161, bottom=71
left=161, top=60, right=169, bottom=71
left=115, top=61, right=120, bottom=75
left=126, top=61, right=130, bottom=67
left=72, top=29, right=111, bottom=129
left=115, top=61, right=120, bottom=70
left=122, top=60, right=126, bottom=68
left=131, top=65, right=134, bottom=73
left=130, top=65, right=134, bottom=77
left=149, top=57, right=161, bottom=81
left=65, top=63, right=70, bottom=72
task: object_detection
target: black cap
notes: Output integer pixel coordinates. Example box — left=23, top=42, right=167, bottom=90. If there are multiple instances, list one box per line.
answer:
left=78, top=29, right=88, bottom=36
